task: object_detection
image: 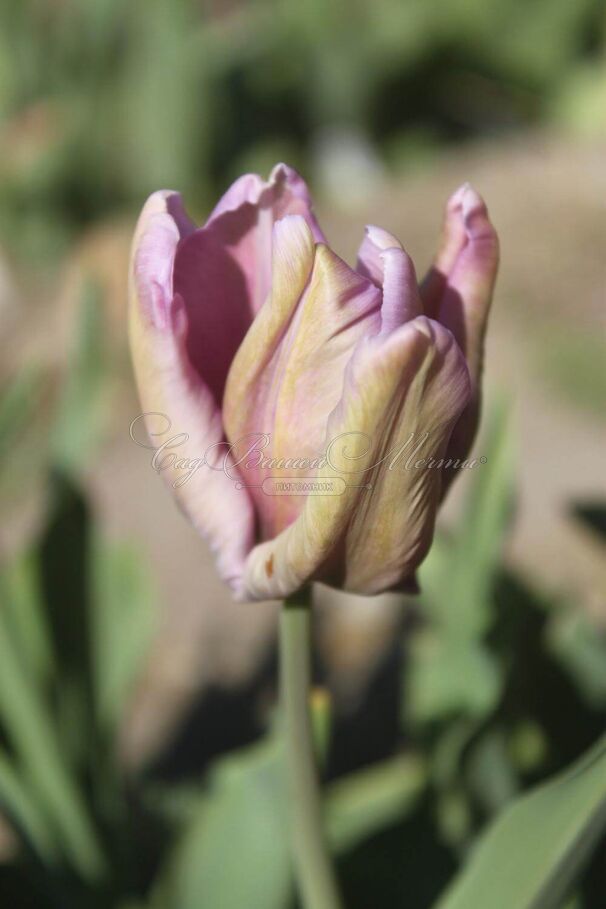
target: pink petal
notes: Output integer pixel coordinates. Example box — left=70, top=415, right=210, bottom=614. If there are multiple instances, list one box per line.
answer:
left=357, top=225, right=422, bottom=333
left=172, top=164, right=327, bottom=407
left=420, top=183, right=499, bottom=386
left=420, top=184, right=499, bottom=482
left=130, top=191, right=255, bottom=596
left=242, top=316, right=471, bottom=601
left=205, top=163, right=325, bottom=315
left=342, top=318, right=471, bottom=594
left=356, top=224, right=401, bottom=285
left=172, top=226, right=254, bottom=408
left=223, top=219, right=382, bottom=539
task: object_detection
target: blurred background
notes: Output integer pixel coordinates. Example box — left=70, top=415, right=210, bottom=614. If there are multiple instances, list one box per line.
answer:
left=0, top=1, right=605, bottom=907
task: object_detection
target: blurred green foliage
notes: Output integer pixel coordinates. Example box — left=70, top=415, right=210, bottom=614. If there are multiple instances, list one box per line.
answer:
left=436, top=734, right=606, bottom=909
left=537, top=327, right=606, bottom=417
left=1, top=2, right=606, bottom=903
left=1, top=286, right=606, bottom=907
left=0, top=0, right=604, bottom=260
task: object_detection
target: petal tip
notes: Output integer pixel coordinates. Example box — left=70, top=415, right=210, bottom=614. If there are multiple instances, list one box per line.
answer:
left=138, top=189, right=195, bottom=237
left=447, top=182, right=471, bottom=212
left=364, top=224, right=402, bottom=251
left=462, top=184, right=486, bottom=218
left=411, top=314, right=432, bottom=340
left=462, top=186, right=498, bottom=248
left=269, top=161, right=308, bottom=195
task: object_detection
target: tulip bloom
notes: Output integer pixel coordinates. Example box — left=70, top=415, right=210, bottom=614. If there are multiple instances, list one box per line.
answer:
left=129, top=165, right=498, bottom=601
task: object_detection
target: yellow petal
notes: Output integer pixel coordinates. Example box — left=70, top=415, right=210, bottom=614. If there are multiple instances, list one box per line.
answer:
left=243, top=316, right=470, bottom=600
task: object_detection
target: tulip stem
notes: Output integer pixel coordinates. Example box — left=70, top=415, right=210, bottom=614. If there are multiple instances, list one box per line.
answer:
left=280, top=588, right=344, bottom=909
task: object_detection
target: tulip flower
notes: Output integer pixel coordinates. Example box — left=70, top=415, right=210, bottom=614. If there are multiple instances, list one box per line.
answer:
left=129, top=164, right=498, bottom=603
left=129, top=163, right=499, bottom=909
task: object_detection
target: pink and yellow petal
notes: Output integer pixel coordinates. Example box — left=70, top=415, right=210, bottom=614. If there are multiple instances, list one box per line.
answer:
left=224, top=224, right=383, bottom=538
left=420, top=183, right=499, bottom=388
left=204, top=164, right=325, bottom=316
left=420, top=184, right=499, bottom=477
left=356, top=225, right=422, bottom=331
left=342, top=318, right=471, bottom=593
left=242, top=317, right=470, bottom=600
left=129, top=192, right=255, bottom=594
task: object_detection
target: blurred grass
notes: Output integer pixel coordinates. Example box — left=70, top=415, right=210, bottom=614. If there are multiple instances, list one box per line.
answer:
left=0, top=1, right=605, bottom=906
left=537, top=328, right=606, bottom=416
left=2, top=296, right=606, bottom=906
left=0, top=0, right=604, bottom=262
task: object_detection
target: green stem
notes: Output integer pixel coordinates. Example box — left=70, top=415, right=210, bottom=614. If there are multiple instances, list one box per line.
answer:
left=280, top=588, right=344, bottom=909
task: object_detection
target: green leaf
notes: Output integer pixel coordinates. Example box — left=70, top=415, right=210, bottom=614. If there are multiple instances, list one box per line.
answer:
left=434, top=734, right=606, bottom=909
left=466, top=730, right=519, bottom=817
left=50, top=278, right=108, bottom=473
left=326, top=753, right=426, bottom=854
left=0, top=608, right=106, bottom=879
left=408, top=634, right=501, bottom=724
left=156, top=736, right=425, bottom=909
left=154, top=738, right=291, bottom=909
left=91, top=534, right=157, bottom=733
left=0, top=551, right=53, bottom=690
left=0, top=364, right=49, bottom=506
left=547, top=609, right=606, bottom=709
left=420, top=400, right=514, bottom=639
left=310, top=687, right=332, bottom=771
left=406, top=403, right=512, bottom=726
left=0, top=364, right=45, bottom=467
left=38, top=471, right=96, bottom=767
left=0, top=530, right=106, bottom=879
left=0, top=747, right=57, bottom=862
